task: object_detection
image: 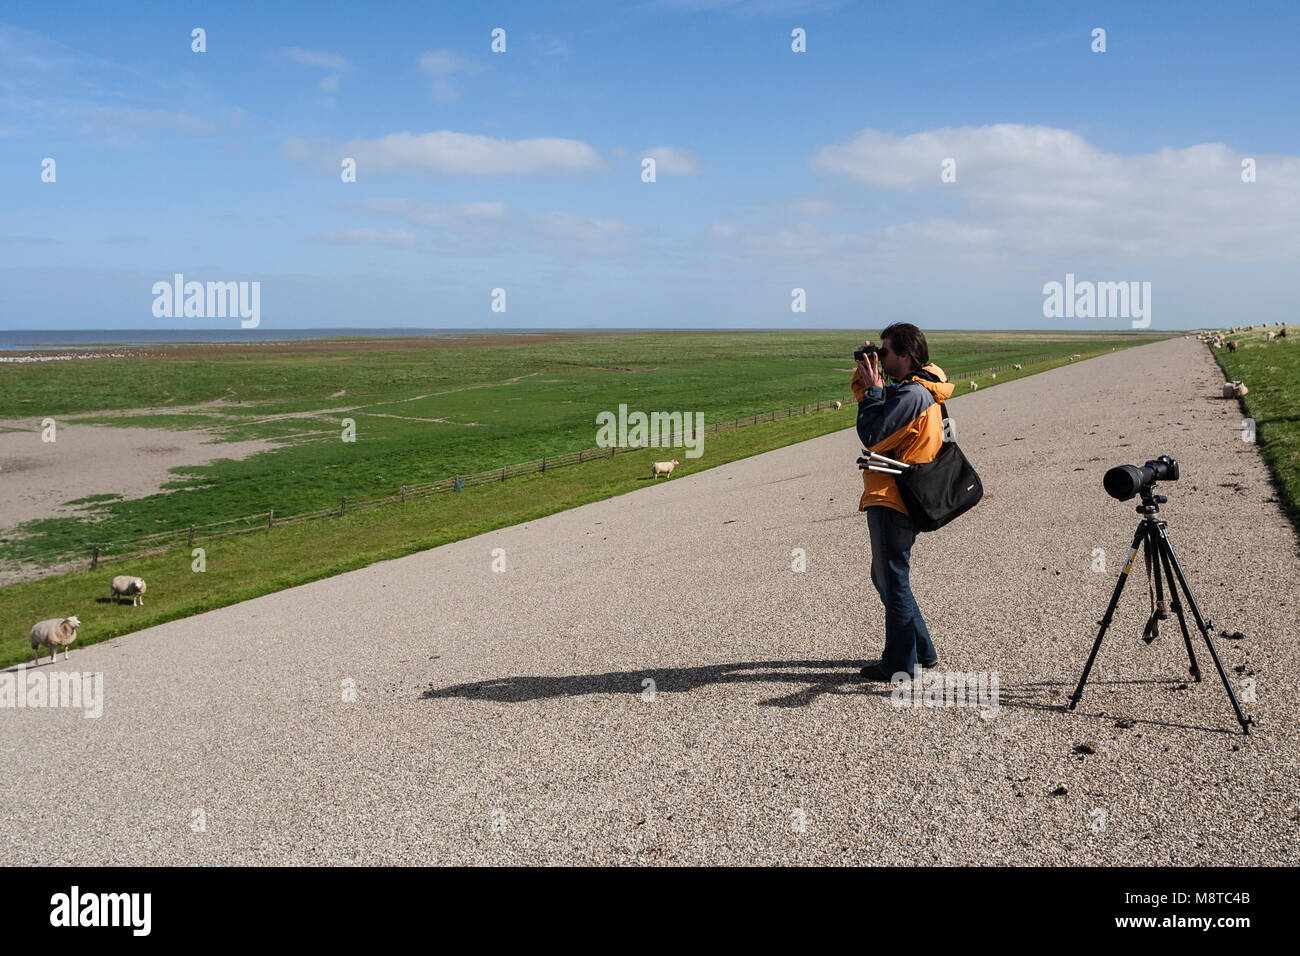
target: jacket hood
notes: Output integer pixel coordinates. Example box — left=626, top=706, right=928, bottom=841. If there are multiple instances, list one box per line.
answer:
left=902, top=363, right=954, bottom=403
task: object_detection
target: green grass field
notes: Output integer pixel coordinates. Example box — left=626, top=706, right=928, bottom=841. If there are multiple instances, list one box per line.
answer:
left=0, top=329, right=1172, bottom=667
left=0, top=330, right=1166, bottom=567
left=1209, top=327, right=1300, bottom=528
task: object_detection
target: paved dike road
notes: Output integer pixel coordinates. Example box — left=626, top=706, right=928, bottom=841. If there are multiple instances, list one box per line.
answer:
left=4, top=337, right=1298, bottom=865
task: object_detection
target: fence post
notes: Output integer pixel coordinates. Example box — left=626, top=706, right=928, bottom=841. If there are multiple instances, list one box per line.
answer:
left=268, top=509, right=274, bottom=529
left=501, top=466, right=506, bottom=482
left=401, top=485, right=406, bottom=502
left=340, top=496, right=346, bottom=516
left=579, top=450, right=583, bottom=463
left=91, top=544, right=99, bottom=570
left=187, top=524, right=195, bottom=547
left=541, top=457, right=546, bottom=472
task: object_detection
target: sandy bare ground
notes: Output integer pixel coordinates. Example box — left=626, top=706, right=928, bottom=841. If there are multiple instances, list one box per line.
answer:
left=0, top=423, right=274, bottom=529
left=1, top=336, right=1297, bottom=865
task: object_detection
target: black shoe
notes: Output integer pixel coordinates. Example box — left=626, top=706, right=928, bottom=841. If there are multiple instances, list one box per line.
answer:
left=859, top=662, right=894, bottom=681
left=921, top=658, right=940, bottom=669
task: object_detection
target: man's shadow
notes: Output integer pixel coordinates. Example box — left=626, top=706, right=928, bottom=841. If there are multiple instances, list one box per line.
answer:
left=424, top=659, right=869, bottom=708
left=424, top=662, right=1228, bottom=729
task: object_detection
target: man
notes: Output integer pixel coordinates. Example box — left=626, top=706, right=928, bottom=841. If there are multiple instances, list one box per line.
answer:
left=851, top=323, right=954, bottom=682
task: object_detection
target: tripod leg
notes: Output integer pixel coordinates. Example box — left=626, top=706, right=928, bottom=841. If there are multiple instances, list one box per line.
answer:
left=1143, top=535, right=1163, bottom=643
left=1070, top=523, right=1147, bottom=711
left=1153, top=523, right=1255, bottom=734
left=1155, top=531, right=1200, bottom=680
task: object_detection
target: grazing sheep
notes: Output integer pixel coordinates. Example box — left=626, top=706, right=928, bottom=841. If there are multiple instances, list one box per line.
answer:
left=1267, top=332, right=1276, bottom=341
left=110, top=575, right=147, bottom=606
left=30, top=616, right=81, bottom=665
left=1280, top=327, right=1288, bottom=338
left=1228, top=340, right=1238, bottom=352
left=832, top=400, right=843, bottom=410
left=651, top=459, right=680, bottom=479
left=968, top=381, right=978, bottom=391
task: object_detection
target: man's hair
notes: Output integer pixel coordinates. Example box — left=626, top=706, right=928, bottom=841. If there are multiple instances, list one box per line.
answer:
left=881, top=322, right=928, bottom=372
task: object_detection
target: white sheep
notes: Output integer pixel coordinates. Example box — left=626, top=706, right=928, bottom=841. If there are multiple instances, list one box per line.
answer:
left=990, top=372, right=996, bottom=380
left=1013, top=363, right=1023, bottom=370
left=832, top=400, right=843, bottom=410
left=968, top=381, right=978, bottom=391
left=110, top=575, right=147, bottom=606
left=30, top=616, right=82, bottom=665
left=651, top=459, right=679, bottom=479
left=1267, top=332, right=1276, bottom=341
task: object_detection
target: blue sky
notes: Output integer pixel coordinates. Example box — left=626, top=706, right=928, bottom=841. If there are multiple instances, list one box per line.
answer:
left=2, top=0, right=1298, bottom=330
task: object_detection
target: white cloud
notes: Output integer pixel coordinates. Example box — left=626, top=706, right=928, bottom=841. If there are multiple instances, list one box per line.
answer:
left=285, top=130, right=608, bottom=177
left=354, top=199, right=510, bottom=228
left=283, top=47, right=351, bottom=71
left=321, top=198, right=645, bottom=259
left=418, top=49, right=487, bottom=103
left=639, top=145, right=701, bottom=175
left=318, top=74, right=340, bottom=93
left=756, top=195, right=839, bottom=217
left=75, top=106, right=244, bottom=135
left=307, top=228, right=419, bottom=248
left=809, top=124, right=1300, bottom=260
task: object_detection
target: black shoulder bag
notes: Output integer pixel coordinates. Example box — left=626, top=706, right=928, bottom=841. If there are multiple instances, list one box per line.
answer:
left=892, top=373, right=983, bottom=532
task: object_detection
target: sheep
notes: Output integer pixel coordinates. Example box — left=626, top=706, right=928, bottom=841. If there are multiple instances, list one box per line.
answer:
left=1228, top=340, right=1238, bottom=352
left=1280, top=327, right=1288, bottom=338
left=651, top=459, right=679, bottom=479
left=1235, top=382, right=1249, bottom=398
left=30, top=616, right=81, bottom=665
left=968, top=381, right=978, bottom=391
left=832, top=400, right=843, bottom=410
left=990, top=372, right=996, bottom=380
left=110, top=575, right=147, bottom=606
left=1267, top=331, right=1276, bottom=341
left=1222, top=381, right=1249, bottom=399
left=1013, top=363, right=1023, bottom=370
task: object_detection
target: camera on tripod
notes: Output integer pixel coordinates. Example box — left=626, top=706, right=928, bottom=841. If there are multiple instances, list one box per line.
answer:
left=1071, top=452, right=1254, bottom=734
left=1103, top=455, right=1179, bottom=501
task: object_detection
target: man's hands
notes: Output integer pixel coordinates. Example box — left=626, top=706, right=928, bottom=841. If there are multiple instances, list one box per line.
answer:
left=857, top=341, right=885, bottom=390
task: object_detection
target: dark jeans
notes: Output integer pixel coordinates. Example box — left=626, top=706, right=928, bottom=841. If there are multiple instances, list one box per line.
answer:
left=867, top=505, right=938, bottom=679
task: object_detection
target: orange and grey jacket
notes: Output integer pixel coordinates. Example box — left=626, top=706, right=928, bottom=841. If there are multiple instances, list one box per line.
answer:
left=851, top=362, right=955, bottom=515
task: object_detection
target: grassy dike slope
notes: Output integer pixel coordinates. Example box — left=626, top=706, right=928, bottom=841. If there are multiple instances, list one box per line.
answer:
left=1210, top=327, right=1300, bottom=530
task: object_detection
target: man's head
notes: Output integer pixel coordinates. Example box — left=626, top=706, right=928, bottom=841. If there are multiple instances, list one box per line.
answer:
left=879, top=322, right=928, bottom=380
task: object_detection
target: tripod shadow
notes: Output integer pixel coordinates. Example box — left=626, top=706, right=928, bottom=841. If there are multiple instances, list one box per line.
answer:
left=997, top=677, right=1245, bottom=736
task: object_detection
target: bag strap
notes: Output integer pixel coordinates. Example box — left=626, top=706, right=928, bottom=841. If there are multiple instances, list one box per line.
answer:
left=900, top=368, right=949, bottom=420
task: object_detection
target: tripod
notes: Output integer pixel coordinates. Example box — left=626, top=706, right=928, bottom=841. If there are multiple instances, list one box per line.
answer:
left=1069, top=488, right=1255, bottom=734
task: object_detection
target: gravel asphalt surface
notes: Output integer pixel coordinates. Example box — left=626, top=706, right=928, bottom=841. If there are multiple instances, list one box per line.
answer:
left=3, top=336, right=1297, bottom=865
